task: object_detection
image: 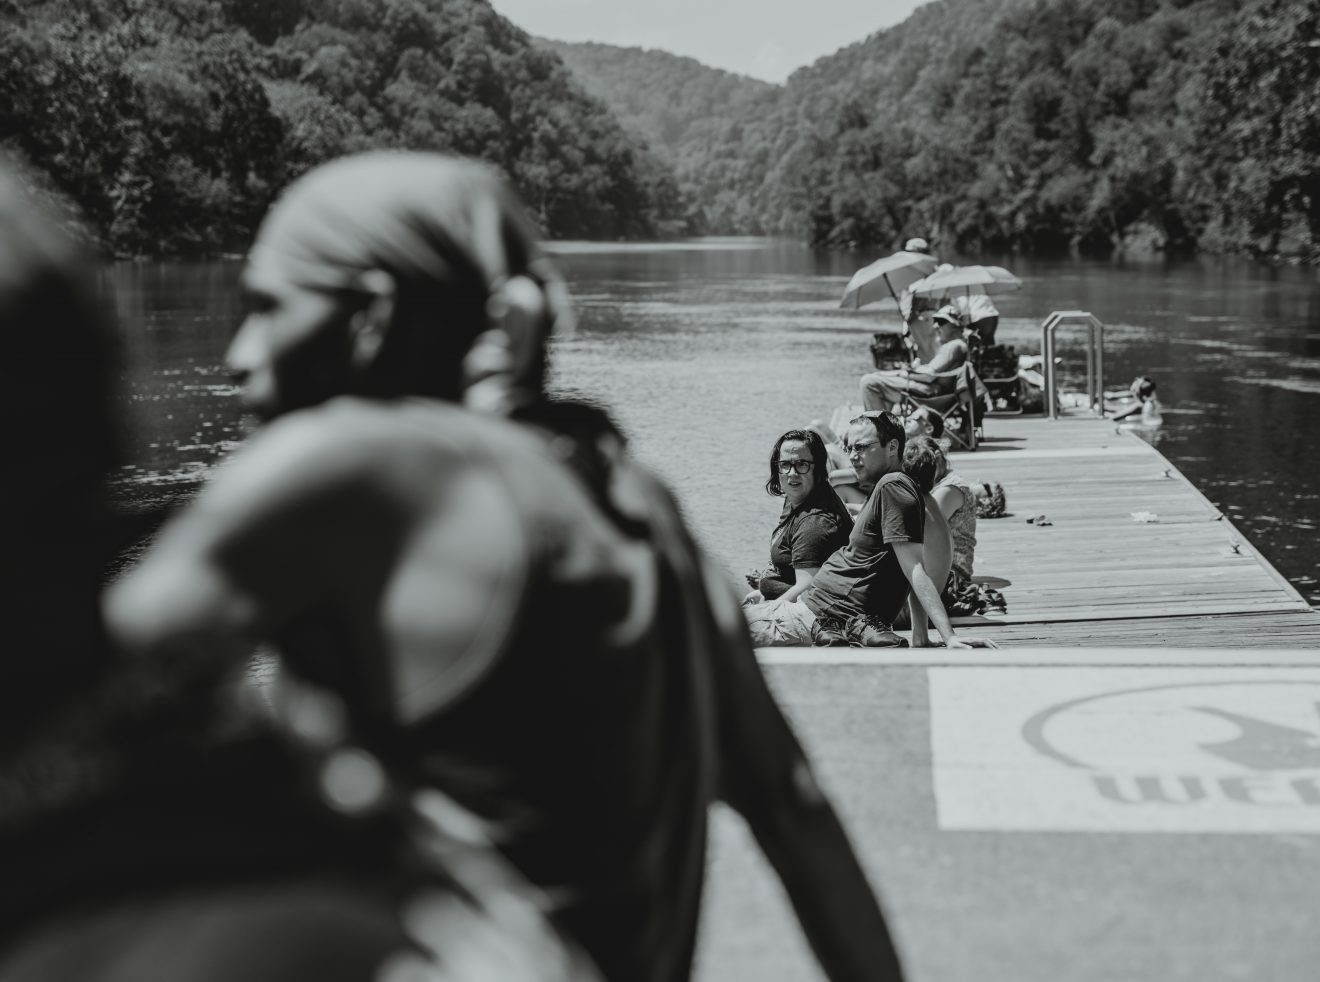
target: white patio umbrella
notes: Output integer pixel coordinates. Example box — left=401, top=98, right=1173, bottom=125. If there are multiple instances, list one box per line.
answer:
left=906, top=264, right=1021, bottom=299
left=839, top=250, right=939, bottom=310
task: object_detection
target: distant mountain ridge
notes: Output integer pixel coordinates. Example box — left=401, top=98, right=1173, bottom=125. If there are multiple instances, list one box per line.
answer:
left=537, top=39, right=781, bottom=235
left=3, top=0, right=1313, bottom=259
left=541, top=0, right=1319, bottom=260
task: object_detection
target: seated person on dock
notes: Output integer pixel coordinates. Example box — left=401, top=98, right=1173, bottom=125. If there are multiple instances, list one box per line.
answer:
left=903, top=405, right=945, bottom=442
left=890, top=453, right=953, bottom=647
left=951, top=293, right=999, bottom=345
left=1106, top=375, right=1163, bottom=425
left=745, top=411, right=971, bottom=649
left=807, top=418, right=869, bottom=507
left=860, top=305, right=970, bottom=413
left=744, top=429, right=853, bottom=605
left=902, top=437, right=1007, bottom=620
left=835, top=408, right=943, bottom=521
left=105, top=152, right=905, bottom=982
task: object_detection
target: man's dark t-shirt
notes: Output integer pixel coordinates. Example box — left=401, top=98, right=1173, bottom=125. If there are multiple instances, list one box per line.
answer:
left=801, top=471, right=924, bottom=626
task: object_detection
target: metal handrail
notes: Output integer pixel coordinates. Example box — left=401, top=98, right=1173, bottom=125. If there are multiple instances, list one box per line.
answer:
left=1040, top=311, right=1104, bottom=419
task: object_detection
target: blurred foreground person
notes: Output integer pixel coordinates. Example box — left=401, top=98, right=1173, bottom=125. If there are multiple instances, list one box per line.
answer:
left=0, top=162, right=589, bottom=982
left=106, top=152, right=905, bottom=982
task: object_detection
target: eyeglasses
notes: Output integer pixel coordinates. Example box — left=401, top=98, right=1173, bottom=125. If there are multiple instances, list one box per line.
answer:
left=844, top=440, right=880, bottom=458
left=777, top=459, right=813, bottom=475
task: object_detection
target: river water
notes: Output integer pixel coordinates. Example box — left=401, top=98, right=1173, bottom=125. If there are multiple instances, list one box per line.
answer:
left=108, top=242, right=1320, bottom=605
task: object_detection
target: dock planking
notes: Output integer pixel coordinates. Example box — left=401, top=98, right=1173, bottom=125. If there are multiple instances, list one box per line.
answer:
left=950, top=411, right=1315, bottom=641
left=710, top=412, right=1320, bottom=982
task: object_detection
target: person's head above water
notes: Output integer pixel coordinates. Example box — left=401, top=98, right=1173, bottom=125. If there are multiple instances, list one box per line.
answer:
left=230, top=151, right=573, bottom=420
left=1129, top=376, right=1157, bottom=401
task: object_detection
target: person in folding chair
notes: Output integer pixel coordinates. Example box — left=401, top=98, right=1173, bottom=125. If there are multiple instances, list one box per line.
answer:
left=859, top=304, right=971, bottom=413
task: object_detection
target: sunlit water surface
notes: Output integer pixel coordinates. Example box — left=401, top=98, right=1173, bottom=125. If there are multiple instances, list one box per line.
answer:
left=107, top=242, right=1320, bottom=605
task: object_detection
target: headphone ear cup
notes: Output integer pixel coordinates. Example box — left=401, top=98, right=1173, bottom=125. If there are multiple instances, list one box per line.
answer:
left=482, top=275, right=551, bottom=407
left=347, top=271, right=397, bottom=372
left=461, top=328, right=514, bottom=413
left=486, top=275, right=547, bottom=337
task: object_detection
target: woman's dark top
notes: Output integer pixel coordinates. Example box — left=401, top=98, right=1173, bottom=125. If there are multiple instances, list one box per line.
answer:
left=761, top=483, right=853, bottom=598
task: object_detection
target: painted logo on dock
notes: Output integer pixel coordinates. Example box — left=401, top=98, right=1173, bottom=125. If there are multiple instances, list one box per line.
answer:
left=929, top=668, right=1320, bottom=832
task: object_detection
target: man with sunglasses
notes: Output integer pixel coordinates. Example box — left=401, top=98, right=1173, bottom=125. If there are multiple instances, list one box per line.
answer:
left=746, top=411, right=970, bottom=648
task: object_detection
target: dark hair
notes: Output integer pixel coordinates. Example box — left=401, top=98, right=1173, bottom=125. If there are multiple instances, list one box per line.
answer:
left=1131, top=376, right=1157, bottom=400
left=851, top=410, right=906, bottom=459
left=765, top=429, right=831, bottom=497
left=902, top=435, right=946, bottom=494
left=909, top=406, right=945, bottom=439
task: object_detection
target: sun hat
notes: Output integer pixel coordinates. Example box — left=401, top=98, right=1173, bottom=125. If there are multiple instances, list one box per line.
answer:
left=903, top=237, right=930, bottom=253
left=931, top=304, right=960, bottom=324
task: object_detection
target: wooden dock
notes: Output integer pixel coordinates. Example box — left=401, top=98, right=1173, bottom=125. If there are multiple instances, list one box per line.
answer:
left=930, top=411, right=1317, bottom=646
left=701, top=409, right=1320, bottom=982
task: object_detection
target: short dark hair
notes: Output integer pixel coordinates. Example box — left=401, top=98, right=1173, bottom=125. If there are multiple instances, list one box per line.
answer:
left=902, top=435, right=946, bottom=494
left=851, top=410, right=906, bottom=458
left=909, top=406, right=945, bottom=439
left=765, top=428, right=831, bottom=497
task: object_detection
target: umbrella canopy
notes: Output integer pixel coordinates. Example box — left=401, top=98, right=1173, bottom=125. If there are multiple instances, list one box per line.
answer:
left=839, top=251, right=939, bottom=310
left=906, top=264, right=1021, bottom=299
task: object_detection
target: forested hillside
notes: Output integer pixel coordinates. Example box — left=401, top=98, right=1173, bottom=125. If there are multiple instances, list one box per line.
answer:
left=3, top=0, right=1314, bottom=258
left=551, top=0, right=1319, bottom=260
left=538, top=40, right=780, bottom=234
left=0, top=0, right=684, bottom=256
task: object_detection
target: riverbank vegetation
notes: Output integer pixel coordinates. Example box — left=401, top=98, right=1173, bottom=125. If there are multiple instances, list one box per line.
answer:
left=2, top=0, right=1314, bottom=260
left=0, top=0, right=683, bottom=255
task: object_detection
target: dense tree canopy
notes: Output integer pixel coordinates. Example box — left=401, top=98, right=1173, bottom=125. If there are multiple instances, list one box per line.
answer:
left=0, top=0, right=683, bottom=255
left=551, top=0, right=1318, bottom=260
left=3, top=0, right=1314, bottom=259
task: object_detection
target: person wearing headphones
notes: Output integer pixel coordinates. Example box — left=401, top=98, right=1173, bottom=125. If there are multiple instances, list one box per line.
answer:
left=106, top=153, right=906, bottom=982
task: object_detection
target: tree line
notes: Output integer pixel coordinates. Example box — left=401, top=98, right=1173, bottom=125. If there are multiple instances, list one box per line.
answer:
left=3, top=0, right=1314, bottom=260
left=550, top=0, right=1318, bottom=261
left=0, top=0, right=685, bottom=256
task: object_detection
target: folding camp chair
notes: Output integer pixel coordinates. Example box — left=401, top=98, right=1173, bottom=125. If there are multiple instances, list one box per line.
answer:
left=971, top=343, right=1024, bottom=416
left=897, top=362, right=987, bottom=451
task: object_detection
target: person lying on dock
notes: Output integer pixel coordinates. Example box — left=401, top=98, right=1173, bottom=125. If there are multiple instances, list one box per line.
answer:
left=860, top=305, right=971, bottom=413
left=105, top=152, right=906, bottom=982
left=745, top=410, right=972, bottom=648
left=0, top=159, right=588, bottom=982
left=744, top=429, right=853, bottom=605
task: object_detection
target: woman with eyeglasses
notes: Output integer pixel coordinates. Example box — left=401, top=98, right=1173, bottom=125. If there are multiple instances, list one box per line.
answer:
left=744, top=430, right=853, bottom=606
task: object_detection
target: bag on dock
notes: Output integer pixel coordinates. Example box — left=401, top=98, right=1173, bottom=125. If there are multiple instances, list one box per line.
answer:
left=973, top=481, right=1007, bottom=519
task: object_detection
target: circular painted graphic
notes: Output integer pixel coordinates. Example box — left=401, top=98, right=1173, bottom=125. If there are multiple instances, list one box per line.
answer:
left=1023, top=680, right=1320, bottom=774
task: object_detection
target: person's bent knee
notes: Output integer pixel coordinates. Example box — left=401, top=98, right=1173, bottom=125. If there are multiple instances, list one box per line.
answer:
left=743, top=597, right=816, bottom=646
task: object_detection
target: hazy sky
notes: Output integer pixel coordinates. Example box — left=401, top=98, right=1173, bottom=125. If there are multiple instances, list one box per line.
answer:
left=488, top=0, right=930, bottom=83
